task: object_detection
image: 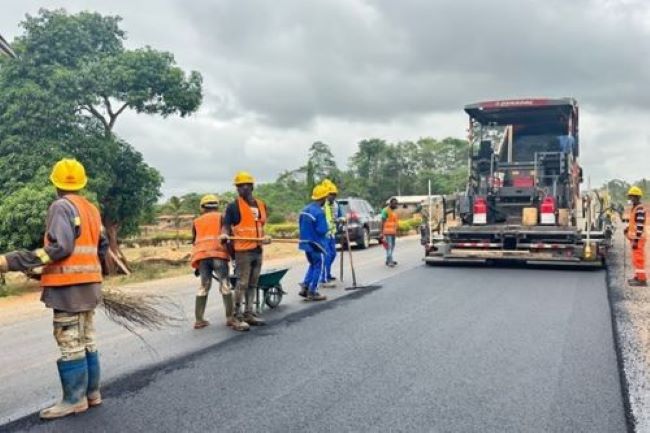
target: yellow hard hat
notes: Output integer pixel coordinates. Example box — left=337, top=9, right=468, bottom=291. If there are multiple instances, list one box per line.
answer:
left=50, top=159, right=87, bottom=191
left=312, top=184, right=330, bottom=201
left=233, top=171, right=255, bottom=185
left=200, top=194, right=219, bottom=208
left=628, top=186, right=643, bottom=197
left=321, top=179, right=338, bottom=194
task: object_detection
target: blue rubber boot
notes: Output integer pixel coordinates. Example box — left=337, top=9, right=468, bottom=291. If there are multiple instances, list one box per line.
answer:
left=40, top=358, right=89, bottom=420
left=86, top=351, right=102, bottom=407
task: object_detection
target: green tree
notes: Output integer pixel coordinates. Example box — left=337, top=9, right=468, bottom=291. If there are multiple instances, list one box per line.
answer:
left=0, top=9, right=200, bottom=271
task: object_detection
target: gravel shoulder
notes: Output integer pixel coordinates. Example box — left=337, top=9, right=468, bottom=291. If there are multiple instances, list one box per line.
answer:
left=607, top=230, right=650, bottom=433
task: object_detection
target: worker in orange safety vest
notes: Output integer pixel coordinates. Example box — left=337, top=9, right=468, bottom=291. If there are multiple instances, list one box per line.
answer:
left=625, top=186, right=647, bottom=286
left=381, top=198, right=399, bottom=267
left=0, top=159, right=108, bottom=420
left=191, top=194, right=249, bottom=331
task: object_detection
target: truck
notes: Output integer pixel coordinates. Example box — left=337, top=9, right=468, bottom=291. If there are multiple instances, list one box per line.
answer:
left=422, top=98, right=612, bottom=267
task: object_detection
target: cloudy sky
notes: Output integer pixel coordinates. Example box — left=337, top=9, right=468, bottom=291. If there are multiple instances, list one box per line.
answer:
left=2, top=0, right=649, bottom=196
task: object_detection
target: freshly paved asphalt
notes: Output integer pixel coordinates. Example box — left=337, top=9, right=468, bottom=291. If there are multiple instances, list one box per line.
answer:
left=4, top=260, right=627, bottom=432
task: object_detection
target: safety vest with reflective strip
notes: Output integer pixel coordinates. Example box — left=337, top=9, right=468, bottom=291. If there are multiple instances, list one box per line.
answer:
left=382, top=208, right=399, bottom=236
left=628, top=204, right=647, bottom=240
left=41, top=195, right=102, bottom=287
left=233, top=197, right=267, bottom=252
left=191, top=212, right=229, bottom=268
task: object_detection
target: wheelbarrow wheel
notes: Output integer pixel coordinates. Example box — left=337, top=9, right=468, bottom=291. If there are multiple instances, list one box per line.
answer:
left=265, top=285, right=283, bottom=308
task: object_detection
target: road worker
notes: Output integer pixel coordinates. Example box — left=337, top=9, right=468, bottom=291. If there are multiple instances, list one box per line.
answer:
left=191, top=194, right=248, bottom=331
left=298, top=184, right=330, bottom=301
left=321, top=179, right=344, bottom=287
left=625, top=186, right=647, bottom=286
left=381, top=198, right=399, bottom=267
left=0, top=159, right=108, bottom=419
left=222, top=172, right=270, bottom=327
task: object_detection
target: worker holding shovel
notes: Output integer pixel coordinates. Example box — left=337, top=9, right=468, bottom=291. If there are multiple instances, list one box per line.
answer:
left=298, top=184, right=330, bottom=301
left=222, top=172, right=270, bottom=328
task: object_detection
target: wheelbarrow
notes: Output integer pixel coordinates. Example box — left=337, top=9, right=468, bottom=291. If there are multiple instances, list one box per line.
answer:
left=224, top=267, right=290, bottom=311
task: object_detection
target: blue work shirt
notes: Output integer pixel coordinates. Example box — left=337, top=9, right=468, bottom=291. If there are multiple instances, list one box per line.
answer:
left=299, top=202, right=329, bottom=253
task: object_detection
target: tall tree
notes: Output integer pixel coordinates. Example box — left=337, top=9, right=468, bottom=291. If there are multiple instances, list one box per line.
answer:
left=0, top=9, right=201, bottom=271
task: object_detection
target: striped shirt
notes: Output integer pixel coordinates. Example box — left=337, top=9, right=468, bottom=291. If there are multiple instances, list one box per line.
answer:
left=635, top=205, right=646, bottom=239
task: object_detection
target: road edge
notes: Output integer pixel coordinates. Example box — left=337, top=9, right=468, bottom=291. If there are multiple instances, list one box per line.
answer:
left=606, top=240, right=640, bottom=433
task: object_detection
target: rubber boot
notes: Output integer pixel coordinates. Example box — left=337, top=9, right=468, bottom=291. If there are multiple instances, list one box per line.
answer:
left=243, top=289, right=265, bottom=326
left=40, top=358, right=89, bottom=420
left=194, top=295, right=209, bottom=329
left=86, top=350, right=102, bottom=407
left=229, top=301, right=250, bottom=331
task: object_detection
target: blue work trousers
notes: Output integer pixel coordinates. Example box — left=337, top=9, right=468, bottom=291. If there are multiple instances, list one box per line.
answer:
left=303, top=250, right=326, bottom=293
left=325, top=236, right=337, bottom=280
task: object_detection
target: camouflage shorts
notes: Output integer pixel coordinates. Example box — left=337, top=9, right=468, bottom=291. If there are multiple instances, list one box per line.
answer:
left=198, top=258, right=231, bottom=296
left=53, top=310, right=96, bottom=361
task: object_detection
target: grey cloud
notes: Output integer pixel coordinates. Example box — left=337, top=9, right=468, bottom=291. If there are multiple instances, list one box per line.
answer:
left=181, top=0, right=650, bottom=126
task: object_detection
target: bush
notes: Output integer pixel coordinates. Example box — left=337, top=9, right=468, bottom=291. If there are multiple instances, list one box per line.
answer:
left=397, top=217, right=423, bottom=236
left=266, top=223, right=299, bottom=239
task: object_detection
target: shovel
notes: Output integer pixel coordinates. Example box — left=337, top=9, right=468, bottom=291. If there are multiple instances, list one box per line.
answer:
left=342, top=222, right=382, bottom=291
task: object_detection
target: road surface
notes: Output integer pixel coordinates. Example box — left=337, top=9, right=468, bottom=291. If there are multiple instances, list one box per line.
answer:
left=2, top=238, right=627, bottom=432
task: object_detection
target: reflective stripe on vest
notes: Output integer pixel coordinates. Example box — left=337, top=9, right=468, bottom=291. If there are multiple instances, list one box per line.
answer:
left=233, top=197, right=266, bottom=252
left=628, top=204, right=647, bottom=240
left=191, top=212, right=229, bottom=268
left=383, top=208, right=399, bottom=236
left=41, top=195, right=103, bottom=287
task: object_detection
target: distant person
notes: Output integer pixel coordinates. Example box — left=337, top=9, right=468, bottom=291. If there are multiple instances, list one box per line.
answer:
left=298, top=184, right=330, bottom=301
left=0, top=159, right=107, bottom=419
left=381, top=198, right=399, bottom=267
left=624, top=186, right=647, bottom=286
left=222, top=172, right=270, bottom=328
left=191, top=195, right=248, bottom=331
left=321, top=180, right=344, bottom=287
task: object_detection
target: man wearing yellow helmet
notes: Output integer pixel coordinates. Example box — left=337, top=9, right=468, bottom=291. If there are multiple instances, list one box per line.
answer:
left=298, top=184, right=330, bottom=301
left=191, top=195, right=249, bottom=331
left=222, top=171, right=270, bottom=327
left=625, top=186, right=647, bottom=286
left=321, top=180, right=344, bottom=286
left=0, top=159, right=108, bottom=419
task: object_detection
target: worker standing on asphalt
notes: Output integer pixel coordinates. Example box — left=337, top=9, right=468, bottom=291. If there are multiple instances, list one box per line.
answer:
left=191, top=195, right=249, bottom=331
left=381, top=198, right=399, bottom=267
left=298, top=184, right=330, bottom=301
left=222, top=172, right=270, bottom=328
left=321, top=179, right=344, bottom=287
left=625, top=186, right=647, bottom=286
left=0, top=159, right=107, bottom=419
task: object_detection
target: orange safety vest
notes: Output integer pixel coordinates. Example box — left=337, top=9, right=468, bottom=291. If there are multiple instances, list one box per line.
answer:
left=191, top=212, right=229, bottom=268
left=232, top=197, right=267, bottom=252
left=628, top=204, right=647, bottom=240
left=41, top=195, right=102, bottom=287
left=382, top=208, right=399, bottom=236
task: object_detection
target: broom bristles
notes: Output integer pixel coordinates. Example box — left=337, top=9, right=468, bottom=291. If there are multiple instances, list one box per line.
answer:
left=100, top=288, right=184, bottom=336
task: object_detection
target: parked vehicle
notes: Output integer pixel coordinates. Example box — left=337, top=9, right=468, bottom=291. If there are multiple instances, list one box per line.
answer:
left=336, top=198, right=382, bottom=249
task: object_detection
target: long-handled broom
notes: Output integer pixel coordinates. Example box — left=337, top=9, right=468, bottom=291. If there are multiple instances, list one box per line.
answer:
left=342, top=223, right=383, bottom=291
